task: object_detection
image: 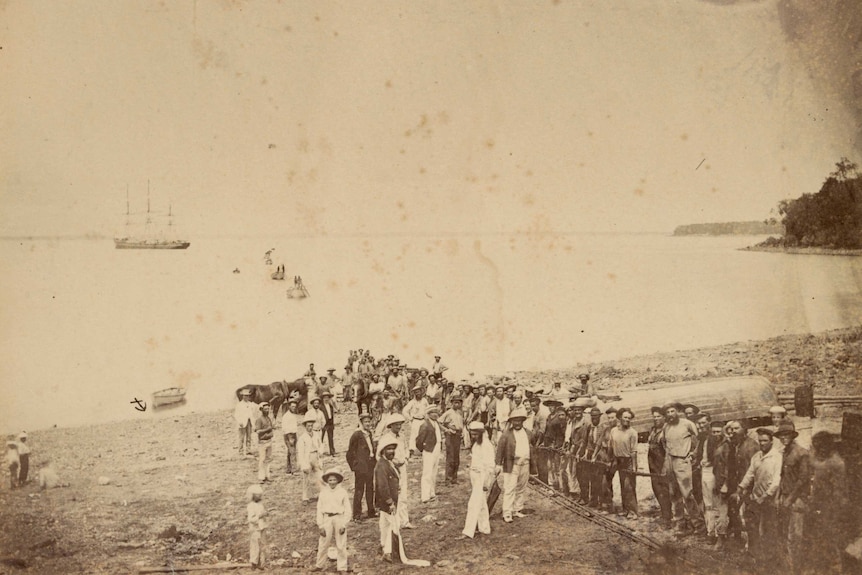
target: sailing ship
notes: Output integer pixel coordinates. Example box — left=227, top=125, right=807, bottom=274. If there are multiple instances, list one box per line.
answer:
left=114, top=183, right=190, bottom=250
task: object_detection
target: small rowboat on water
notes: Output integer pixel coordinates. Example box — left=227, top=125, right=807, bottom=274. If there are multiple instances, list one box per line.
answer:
left=152, top=387, right=187, bottom=408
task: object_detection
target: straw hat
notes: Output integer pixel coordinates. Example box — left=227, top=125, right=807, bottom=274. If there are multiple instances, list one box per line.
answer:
left=321, top=467, right=344, bottom=483
left=468, top=421, right=486, bottom=432
left=302, top=411, right=318, bottom=424
left=379, top=437, right=399, bottom=451
left=385, top=413, right=406, bottom=427
left=508, top=407, right=528, bottom=421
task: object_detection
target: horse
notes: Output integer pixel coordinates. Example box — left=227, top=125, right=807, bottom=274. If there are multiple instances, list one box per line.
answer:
left=235, top=382, right=287, bottom=418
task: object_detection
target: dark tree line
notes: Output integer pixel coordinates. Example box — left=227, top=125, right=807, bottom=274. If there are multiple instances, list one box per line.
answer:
left=775, top=158, right=862, bottom=249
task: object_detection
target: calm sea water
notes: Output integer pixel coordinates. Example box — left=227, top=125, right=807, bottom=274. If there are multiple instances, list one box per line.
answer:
left=2, top=233, right=861, bottom=433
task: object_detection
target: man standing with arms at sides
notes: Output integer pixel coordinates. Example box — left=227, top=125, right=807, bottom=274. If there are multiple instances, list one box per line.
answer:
left=415, top=405, right=443, bottom=503
left=254, top=402, right=275, bottom=484
left=661, top=402, right=701, bottom=535
left=282, top=399, right=299, bottom=475
left=459, top=421, right=496, bottom=540
left=307, top=396, right=326, bottom=436
left=647, top=407, right=673, bottom=529
left=495, top=406, right=531, bottom=523
left=342, top=365, right=354, bottom=403
left=696, top=417, right=725, bottom=545
left=320, top=390, right=337, bottom=457
left=298, top=411, right=323, bottom=504
left=402, top=385, right=428, bottom=458
left=235, top=389, right=257, bottom=456
left=375, top=438, right=401, bottom=563
left=377, top=414, right=415, bottom=530
left=774, top=420, right=810, bottom=574
left=439, top=395, right=465, bottom=485
left=346, top=408, right=376, bottom=522
left=610, top=408, right=639, bottom=519
left=737, top=428, right=782, bottom=568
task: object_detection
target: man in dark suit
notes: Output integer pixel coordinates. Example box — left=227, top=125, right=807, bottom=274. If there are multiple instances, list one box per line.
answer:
left=347, top=408, right=376, bottom=521
left=375, top=438, right=401, bottom=563
left=320, top=390, right=336, bottom=456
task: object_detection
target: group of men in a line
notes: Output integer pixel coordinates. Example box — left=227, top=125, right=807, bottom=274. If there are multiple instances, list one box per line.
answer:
left=645, top=403, right=851, bottom=573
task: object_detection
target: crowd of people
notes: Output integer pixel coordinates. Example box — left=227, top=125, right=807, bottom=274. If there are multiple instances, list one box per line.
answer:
left=232, top=350, right=854, bottom=574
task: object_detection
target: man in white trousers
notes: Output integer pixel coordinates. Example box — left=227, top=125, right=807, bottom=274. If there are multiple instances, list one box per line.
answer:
left=459, top=421, right=496, bottom=539
left=495, top=406, right=531, bottom=523
left=414, top=404, right=443, bottom=503
left=402, top=386, right=428, bottom=457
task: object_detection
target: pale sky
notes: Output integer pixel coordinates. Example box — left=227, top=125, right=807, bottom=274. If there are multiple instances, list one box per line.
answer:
left=1, top=0, right=857, bottom=237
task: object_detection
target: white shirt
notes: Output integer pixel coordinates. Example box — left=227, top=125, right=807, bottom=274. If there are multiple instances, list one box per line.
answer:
left=297, top=431, right=321, bottom=469
left=307, top=407, right=326, bottom=432
left=513, top=428, right=530, bottom=459
left=470, top=439, right=496, bottom=474
left=233, top=400, right=258, bottom=427
left=281, top=411, right=298, bottom=435
left=403, top=398, right=429, bottom=421
left=432, top=421, right=442, bottom=453
left=316, top=485, right=351, bottom=526
left=496, top=398, right=511, bottom=426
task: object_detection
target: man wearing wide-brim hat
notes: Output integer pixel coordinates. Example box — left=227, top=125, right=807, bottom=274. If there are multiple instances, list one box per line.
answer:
left=320, top=390, right=337, bottom=457
left=376, top=413, right=415, bottom=530
left=661, top=402, right=703, bottom=534
left=439, top=395, right=465, bottom=485
left=298, top=410, right=324, bottom=503
left=375, top=436, right=402, bottom=562
left=313, top=467, right=351, bottom=572
left=774, top=419, right=810, bottom=571
left=495, top=407, right=532, bottom=523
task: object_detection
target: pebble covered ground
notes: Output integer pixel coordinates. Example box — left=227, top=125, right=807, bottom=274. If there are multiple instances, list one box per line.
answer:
left=1, top=325, right=860, bottom=574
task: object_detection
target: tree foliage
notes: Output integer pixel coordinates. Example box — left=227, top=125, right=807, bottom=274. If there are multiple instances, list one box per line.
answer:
left=777, top=158, right=862, bottom=249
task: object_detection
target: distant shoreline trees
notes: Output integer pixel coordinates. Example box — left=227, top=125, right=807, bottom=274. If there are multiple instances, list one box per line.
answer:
left=763, top=158, right=862, bottom=250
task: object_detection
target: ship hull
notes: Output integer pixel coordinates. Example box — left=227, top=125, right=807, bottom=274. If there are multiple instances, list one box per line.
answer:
left=114, top=239, right=190, bottom=249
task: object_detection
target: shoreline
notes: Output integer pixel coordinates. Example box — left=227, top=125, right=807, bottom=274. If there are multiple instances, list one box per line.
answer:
left=2, top=325, right=861, bottom=573
left=740, top=244, right=862, bottom=256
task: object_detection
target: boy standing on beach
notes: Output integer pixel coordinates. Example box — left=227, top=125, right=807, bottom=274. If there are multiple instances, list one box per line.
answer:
left=298, top=411, right=323, bottom=503
left=246, top=484, right=267, bottom=569
left=313, top=468, right=352, bottom=572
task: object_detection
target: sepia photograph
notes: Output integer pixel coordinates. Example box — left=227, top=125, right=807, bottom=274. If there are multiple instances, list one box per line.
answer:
left=2, top=1, right=862, bottom=573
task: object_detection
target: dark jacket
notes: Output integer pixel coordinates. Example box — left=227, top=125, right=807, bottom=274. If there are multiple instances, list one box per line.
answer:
left=415, top=420, right=440, bottom=453
left=346, top=429, right=376, bottom=475
left=778, top=441, right=811, bottom=508
left=374, top=458, right=400, bottom=513
left=694, top=433, right=723, bottom=470
left=321, top=402, right=335, bottom=428
left=543, top=410, right=568, bottom=449
left=647, top=426, right=666, bottom=474
left=727, top=436, right=759, bottom=494
left=495, top=427, right=532, bottom=473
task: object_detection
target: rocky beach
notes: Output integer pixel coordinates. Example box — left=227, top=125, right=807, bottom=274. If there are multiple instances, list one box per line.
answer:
left=1, top=325, right=861, bottom=575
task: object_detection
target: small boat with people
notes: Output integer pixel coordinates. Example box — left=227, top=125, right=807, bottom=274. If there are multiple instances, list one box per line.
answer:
left=271, top=264, right=285, bottom=280
left=287, top=275, right=310, bottom=299
left=152, top=387, right=187, bottom=408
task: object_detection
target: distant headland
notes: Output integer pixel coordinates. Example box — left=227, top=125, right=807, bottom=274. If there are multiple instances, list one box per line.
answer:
left=743, top=157, right=862, bottom=255
left=673, top=221, right=784, bottom=236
